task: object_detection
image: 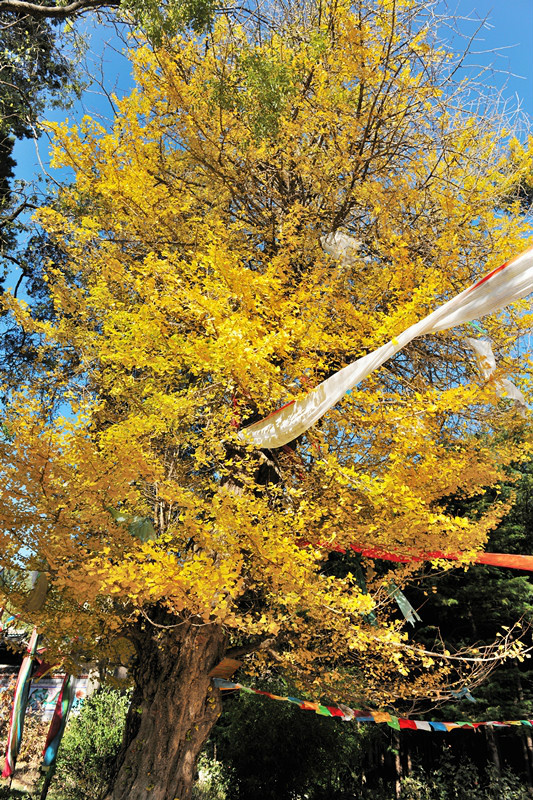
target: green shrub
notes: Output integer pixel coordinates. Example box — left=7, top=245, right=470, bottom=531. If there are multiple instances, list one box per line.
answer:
left=192, top=754, right=229, bottom=800
left=400, top=755, right=530, bottom=800
left=49, top=687, right=130, bottom=800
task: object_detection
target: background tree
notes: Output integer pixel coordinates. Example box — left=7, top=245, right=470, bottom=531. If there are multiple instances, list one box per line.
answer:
left=0, top=0, right=219, bottom=36
left=0, top=0, right=223, bottom=399
left=207, top=681, right=374, bottom=800
left=0, top=9, right=77, bottom=261
left=407, top=457, right=533, bottom=787
left=1, top=2, right=533, bottom=799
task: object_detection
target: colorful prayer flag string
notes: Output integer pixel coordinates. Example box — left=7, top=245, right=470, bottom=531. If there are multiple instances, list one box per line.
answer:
left=240, top=245, right=533, bottom=449
left=213, top=678, right=533, bottom=731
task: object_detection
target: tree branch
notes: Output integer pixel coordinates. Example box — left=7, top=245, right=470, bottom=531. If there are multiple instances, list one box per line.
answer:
left=0, top=0, right=119, bottom=19
left=0, top=199, right=36, bottom=227
left=225, top=637, right=276, bottom=659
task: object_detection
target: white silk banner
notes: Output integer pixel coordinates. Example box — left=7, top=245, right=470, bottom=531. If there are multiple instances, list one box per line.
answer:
left=320, top=231, right=362, bottom=265
left=466, top=337, right=527, bottom=414
left=240, top=245, right=533, bottom=449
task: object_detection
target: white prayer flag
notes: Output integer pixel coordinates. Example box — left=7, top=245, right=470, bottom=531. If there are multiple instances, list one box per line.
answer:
left=241, top=245, right=533, bottom=449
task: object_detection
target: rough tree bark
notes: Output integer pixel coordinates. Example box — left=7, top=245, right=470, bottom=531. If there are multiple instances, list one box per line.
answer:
left=393, top=729, right=401, bottom=800
left=484, top=726, right=501, bottom=777
left=104, top=614, right=226, bottom=800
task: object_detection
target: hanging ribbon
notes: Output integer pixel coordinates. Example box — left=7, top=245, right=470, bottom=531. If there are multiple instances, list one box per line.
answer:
left=347, top=545, right=533, bottom=572
left=386, top=581, right=421, bottom=627
left=108, top=507, right=157, bottom=542
left=42, top=674, right=77, bottom=767
left=300, top=540, right=533, bottom=572
left=240, top=245, right=533, bottom=449
left=451, top=687, right=477, bottom=703
left=213, top=678, right=533, bottom=731
left=466, top=337, right=527, bottom=414
left=25, top=572, right=48, bottom=613
left=2, top=627, right=39, bottom=778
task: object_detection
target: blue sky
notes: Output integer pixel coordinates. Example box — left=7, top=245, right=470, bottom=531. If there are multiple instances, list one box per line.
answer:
left=13, top=20, right=133, bottom=187
left=11, top=2, right=533, bottom=219
left=437, top=0, right=533, bottom=117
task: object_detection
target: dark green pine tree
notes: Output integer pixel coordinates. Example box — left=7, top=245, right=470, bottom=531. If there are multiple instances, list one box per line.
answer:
left=206, top=678, right=382, bottom=800
left=414, top=464, right=533, bottom=718
left=0, top=11, right=85, bottom=399
left=408, top=459, right=533, bottom=785
left=0, top=0, right=235, bottom=394
left=0, top=229, right=80, bottom=399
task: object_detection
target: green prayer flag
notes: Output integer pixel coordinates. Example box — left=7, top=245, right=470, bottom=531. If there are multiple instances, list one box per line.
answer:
left=387, top=581, right=422, bottom=627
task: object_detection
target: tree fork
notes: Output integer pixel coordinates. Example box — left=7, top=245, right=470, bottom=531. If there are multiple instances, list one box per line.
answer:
left=104, top=615, right=226, bottom=800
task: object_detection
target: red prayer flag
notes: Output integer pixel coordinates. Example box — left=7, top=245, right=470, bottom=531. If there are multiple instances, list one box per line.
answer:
left=399, top=719, right=418, bottom=730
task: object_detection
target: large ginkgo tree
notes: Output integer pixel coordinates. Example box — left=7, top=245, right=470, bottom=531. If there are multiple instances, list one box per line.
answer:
left=1, top=2, right=533, bottom=798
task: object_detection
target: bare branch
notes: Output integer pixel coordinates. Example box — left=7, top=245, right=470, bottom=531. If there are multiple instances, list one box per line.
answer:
left=0, top=0, right=119, bottom=19
left=0, top=198, right=38, bottom=225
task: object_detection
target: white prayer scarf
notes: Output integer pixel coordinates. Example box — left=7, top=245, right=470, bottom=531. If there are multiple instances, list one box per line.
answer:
left=466, top=336, right=527, bottom=413
left=241, top=245, right=533, bottom=448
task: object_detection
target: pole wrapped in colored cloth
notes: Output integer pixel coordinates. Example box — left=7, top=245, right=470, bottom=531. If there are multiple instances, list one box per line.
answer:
left=42, top=674, right=77, bottom=767
left=241, top=245, right=533, bottom=449
left=2, top=627, right=39, bottom=778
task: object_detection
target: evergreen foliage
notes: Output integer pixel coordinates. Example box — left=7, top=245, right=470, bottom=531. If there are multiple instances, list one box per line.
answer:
left=400, top=757, right=529, bottom=800
left=209, top=683, right=371, bottom=800
left=0, top=11, right=76, bottom=260
left=412, top=459, right=533, bottom=722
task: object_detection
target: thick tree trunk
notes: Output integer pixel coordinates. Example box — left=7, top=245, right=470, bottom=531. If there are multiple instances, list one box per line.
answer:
left=104, top=616, right=226, bottom=800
